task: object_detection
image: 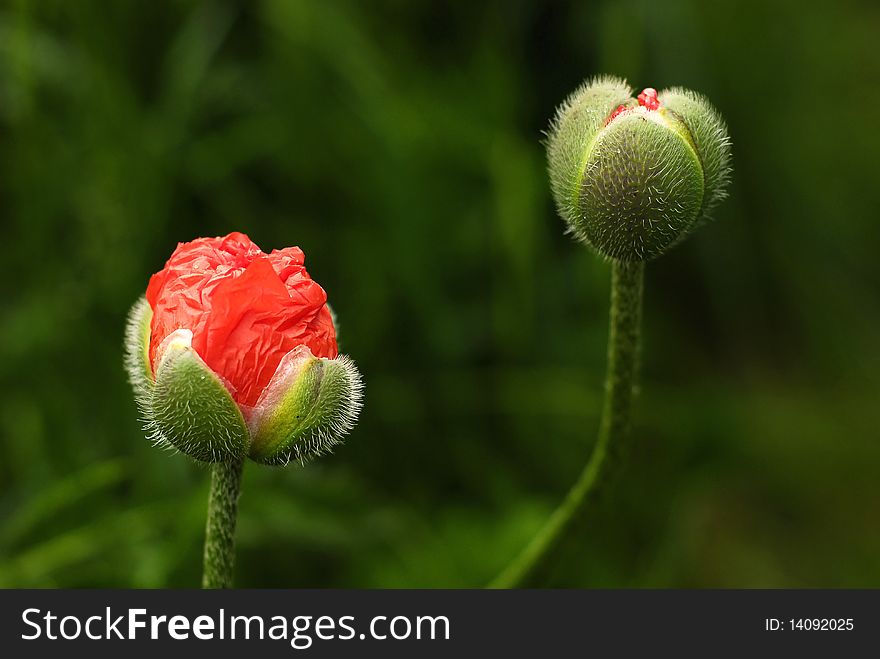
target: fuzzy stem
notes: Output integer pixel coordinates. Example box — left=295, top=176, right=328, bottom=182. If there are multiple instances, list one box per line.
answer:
left=490, top=260, right=644, bottom=588
left=202, top=459, right=244, bottom=589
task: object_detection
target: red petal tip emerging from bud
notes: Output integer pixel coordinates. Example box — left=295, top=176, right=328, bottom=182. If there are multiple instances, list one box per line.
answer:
left=605, top=104, right=629, bottom=125
left=637, top=88, right=660, bottom=110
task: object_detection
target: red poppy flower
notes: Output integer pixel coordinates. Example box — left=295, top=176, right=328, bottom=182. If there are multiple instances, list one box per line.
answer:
left=145, top=232, right=338, bottom=409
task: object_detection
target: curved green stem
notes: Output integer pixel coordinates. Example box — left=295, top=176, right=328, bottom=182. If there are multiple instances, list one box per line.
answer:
left=202, top=458, right=244, bottom=588
left=490, top=260, right=644, bottom=588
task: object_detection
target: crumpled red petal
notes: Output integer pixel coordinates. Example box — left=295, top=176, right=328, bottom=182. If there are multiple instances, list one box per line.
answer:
left=146, top=232, right=338, bottom=408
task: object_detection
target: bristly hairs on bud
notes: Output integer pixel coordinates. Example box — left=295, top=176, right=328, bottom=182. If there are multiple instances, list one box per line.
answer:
left=149, top=330, right=250, bottom=463
left=123, top=297, right=153, bottom=411
left=660, top=87, right=733, bottom=225
left=291, top=355, right=364, bottom=466
left=256, top=355, right=364, bottom=467
left=546, top=75, right=633, bottom=243
left=123, top=296, right=173, bottom=452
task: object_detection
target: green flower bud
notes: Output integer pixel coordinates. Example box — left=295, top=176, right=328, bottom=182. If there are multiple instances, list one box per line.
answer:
left=547, top=76, right=732, bottom=261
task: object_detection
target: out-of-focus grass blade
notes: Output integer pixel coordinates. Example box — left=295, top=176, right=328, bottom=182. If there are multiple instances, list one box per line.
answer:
left=159, top=0, right=236, bottom=142
left=0, top=502, right=171, bottom=587
left=0, top=458, right=128, bottom=549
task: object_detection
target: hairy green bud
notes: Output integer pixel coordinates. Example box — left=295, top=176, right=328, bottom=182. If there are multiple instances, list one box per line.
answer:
left=547, top=76, right=731, bottom=261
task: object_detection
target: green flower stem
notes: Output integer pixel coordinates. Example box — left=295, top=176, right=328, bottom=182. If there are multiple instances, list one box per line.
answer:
left=202, top=458, right=244, bottom=589
left=490, top=260, right=644, bottom=588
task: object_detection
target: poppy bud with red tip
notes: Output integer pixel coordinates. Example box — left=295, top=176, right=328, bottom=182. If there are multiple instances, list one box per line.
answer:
left=547, top=76, right=732, bottom=261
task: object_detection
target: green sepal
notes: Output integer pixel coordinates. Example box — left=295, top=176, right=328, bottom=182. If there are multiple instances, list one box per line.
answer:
left=547, top=75, right=633, bottom=235
left=578, top=112, right=705, bottom=261
left=123, top=296, right=154, bottom=414
left=247, top=346, right=363, bottom=466
left=150, top=330, right=250, bottom=463
left=659, top=88, right=732, bottom=223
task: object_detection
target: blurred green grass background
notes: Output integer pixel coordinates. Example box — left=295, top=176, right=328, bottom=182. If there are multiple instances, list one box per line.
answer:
left=1, top=0, right=878, bottom=588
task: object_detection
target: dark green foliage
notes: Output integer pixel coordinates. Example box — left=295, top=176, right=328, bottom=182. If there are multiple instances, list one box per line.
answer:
left=1, top=0, right=879, bottom=587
